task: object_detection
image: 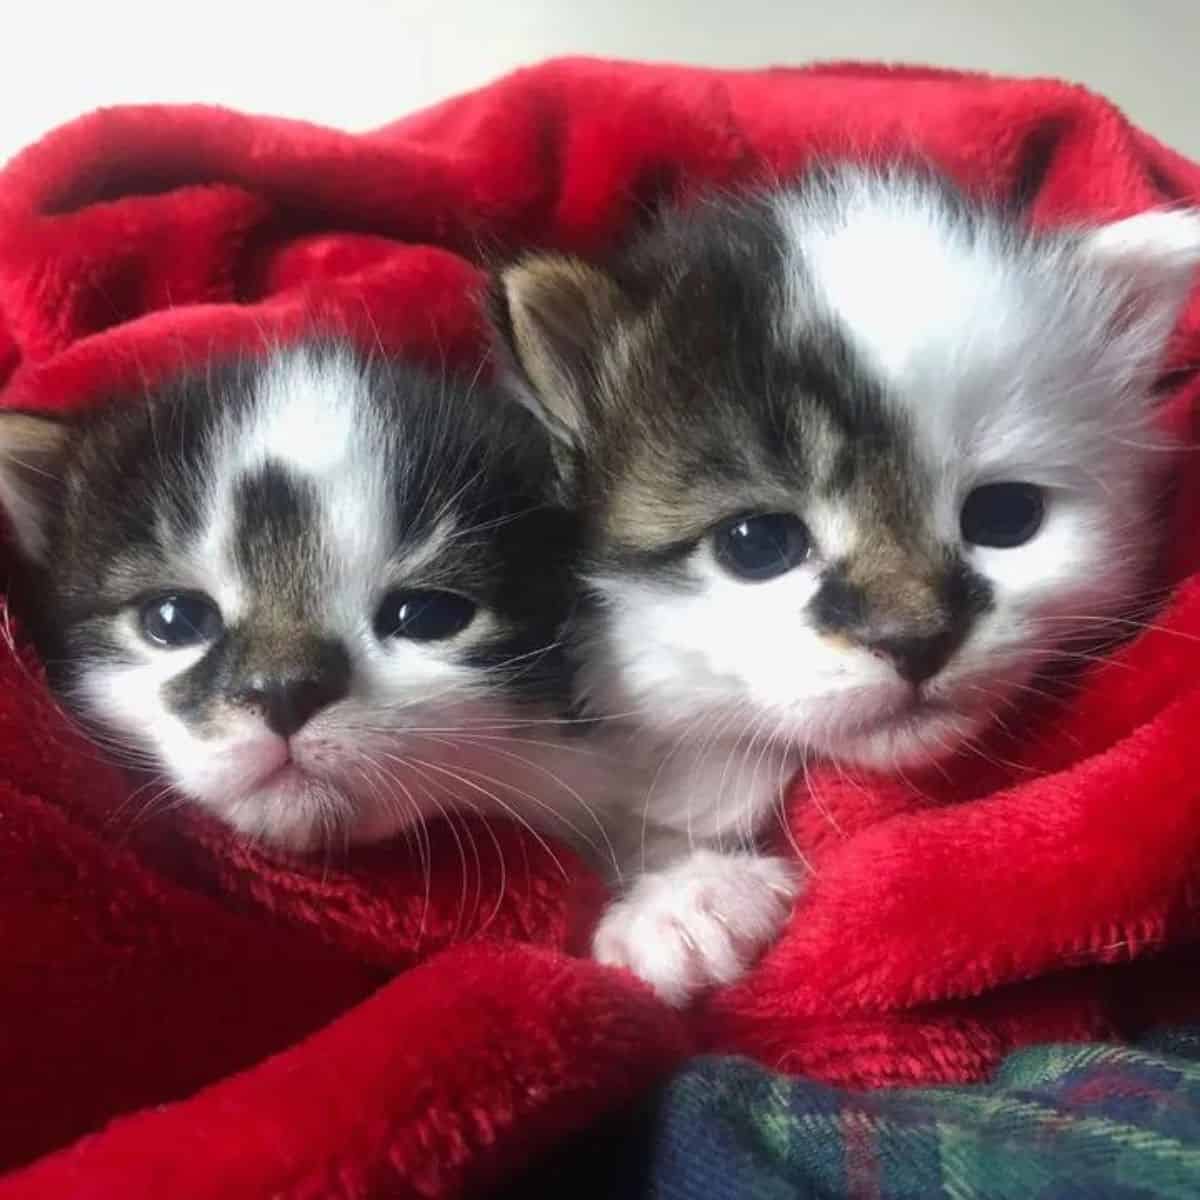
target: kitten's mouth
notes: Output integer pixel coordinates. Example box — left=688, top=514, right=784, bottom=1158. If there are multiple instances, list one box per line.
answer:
left=250, top=742, right=332, bottom=795
left=829, top=687, right=990, bottom=769
left=867, top=693, right=953, bottom=733
left=259, top=759, right=308, bottom=789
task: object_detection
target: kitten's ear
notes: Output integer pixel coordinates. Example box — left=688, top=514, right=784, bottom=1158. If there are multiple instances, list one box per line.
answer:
left=0, top=412, right=70, bottom=565
left=489, top=254, right=632, bottom=447
left=1078, top=210, right=1200, bottom=348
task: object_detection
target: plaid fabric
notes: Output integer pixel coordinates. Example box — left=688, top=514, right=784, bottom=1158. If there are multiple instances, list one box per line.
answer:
left=504, top=1029, right=1200, bottom=1199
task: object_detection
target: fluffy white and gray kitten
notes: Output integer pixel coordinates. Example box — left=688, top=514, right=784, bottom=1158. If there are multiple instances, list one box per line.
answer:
left=0, top=341, right=618, bottom=857
left=492, top=165, right=1200, bottom=1004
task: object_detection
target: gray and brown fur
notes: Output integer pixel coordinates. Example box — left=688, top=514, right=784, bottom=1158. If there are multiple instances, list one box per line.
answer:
left=4, top=342, right=577, bottom=724
left=490, top=169, right=995, bottom=658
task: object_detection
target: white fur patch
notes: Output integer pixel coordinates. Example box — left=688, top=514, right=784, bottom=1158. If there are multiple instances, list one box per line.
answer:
left=592, top=849, right=798, bottom=1007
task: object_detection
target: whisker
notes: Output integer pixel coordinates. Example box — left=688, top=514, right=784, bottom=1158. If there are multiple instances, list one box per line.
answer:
left=402, top=756, right=572, bottom=882
left=429, top=734, right=621, bottom=879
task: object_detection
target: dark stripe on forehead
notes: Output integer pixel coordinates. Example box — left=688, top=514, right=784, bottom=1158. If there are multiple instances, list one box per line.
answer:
left=626, top=193, right=913, bottom=507
left=785, top=321, right=897, bottom=447
left=775, top=316, right=921, bottom=519
left=643, top=193, right=902, bottom=441
left=232, top=461, right=321, bottom=590
left=754, top=253, right=915, bottom=497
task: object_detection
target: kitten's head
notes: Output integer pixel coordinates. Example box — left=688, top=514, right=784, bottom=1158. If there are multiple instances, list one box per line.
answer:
left=492, top=166, right=1200, bottom=769
left=0, top=343, right=575, bottom=849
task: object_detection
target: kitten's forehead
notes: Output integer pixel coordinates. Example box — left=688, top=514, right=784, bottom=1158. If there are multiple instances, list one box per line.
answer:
left=231, top=348, right=381, bottom=477
left=199, top=348, right=461, bottom=627
left=770, top=169, right=1111, bottom=474
left=595, top=212, right=924, bottom=556
left=57, top=345, right=537, bottom=626
left=773, top=172, right=1017, bottom=385
left=226, top=462, right=325, bottom=615
left=591, top=166, right=1122, bottom=562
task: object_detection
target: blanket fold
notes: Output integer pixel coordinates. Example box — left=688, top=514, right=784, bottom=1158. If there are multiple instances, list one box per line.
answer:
left=1, top=57, right=1198, bottom=1197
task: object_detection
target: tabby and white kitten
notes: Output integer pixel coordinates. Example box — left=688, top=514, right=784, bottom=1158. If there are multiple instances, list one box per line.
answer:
left=0, top=342, right=609, bottom=856
left=493, top=165, right=1200, bottom=1004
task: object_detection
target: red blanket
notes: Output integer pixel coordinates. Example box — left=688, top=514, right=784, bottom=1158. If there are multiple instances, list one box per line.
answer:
left=2, top=58, right=1199, bottom=1197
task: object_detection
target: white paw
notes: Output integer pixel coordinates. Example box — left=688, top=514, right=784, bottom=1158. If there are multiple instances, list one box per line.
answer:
left=591, top=851, right=799, bottom=1007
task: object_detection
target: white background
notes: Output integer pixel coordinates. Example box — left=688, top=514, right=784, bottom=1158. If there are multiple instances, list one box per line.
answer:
left=3, top=1, right=1198, bottom=165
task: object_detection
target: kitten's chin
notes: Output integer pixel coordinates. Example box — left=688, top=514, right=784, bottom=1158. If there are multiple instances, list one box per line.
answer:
left=822, top=702, right=990, bottom=771
left=199, top=763, right=416, bottom=855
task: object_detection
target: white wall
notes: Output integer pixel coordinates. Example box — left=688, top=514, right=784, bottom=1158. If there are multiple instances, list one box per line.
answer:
left=4, top=1, right=1198, bottom=165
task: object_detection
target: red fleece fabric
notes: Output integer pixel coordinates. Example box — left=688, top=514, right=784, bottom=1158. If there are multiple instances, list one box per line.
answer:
left=1, top=58, right=1199, bottom=1196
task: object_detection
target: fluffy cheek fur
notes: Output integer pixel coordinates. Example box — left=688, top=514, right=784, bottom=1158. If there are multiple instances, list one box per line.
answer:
left=583, top=560, right=905, bottom=743
left=583, top=470, right=1161, bottom=772
left=68, top=619, right=500, bottom=852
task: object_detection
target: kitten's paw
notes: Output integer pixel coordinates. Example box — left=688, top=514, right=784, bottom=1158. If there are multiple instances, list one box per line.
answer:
left=591, top=851, right=799, bottom=1007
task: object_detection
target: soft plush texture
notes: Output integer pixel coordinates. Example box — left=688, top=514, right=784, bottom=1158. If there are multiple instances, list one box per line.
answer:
left=1, top=57, right=1199, bottom=1197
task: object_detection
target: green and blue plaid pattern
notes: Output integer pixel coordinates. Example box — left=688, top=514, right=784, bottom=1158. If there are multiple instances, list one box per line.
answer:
left=506, top=1029, right=1200, bottom=1198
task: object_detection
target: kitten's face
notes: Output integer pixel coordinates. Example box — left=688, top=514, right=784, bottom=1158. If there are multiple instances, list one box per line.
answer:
left=495, top=169, right=1200, bottom=769
left=0, top=346, right=574, bottom=849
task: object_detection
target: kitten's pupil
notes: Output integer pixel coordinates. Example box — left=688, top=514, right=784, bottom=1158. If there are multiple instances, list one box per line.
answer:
left=374, top=588, right=477, bottom=642
left=713, top=513, right=811, bottom=581
left=961, top=483, right=1045, bottom=549
left=140, top=592, right=223, bottom=648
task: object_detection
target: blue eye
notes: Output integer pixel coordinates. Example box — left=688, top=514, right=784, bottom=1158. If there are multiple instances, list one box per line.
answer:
left=374, top=589, right=477, bottom=642
left=140, top=592, right=224, bottom=648
left=961, top=483, right=1045, bottom=548
left=712, top=513, right=812, bottom=581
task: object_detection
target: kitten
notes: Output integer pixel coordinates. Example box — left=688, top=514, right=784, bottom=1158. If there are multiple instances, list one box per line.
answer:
left=0, top=341, right=614, bottom=858
left=491, top=164, right=1200, bottom=1004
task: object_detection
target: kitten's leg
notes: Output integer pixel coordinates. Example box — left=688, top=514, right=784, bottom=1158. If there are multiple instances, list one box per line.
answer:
left=592, top=746, right=802, bottom=1007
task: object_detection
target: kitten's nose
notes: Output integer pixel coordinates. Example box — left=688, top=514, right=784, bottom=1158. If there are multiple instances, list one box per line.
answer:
left=236, top=646, right=351, bottom=738
left=866, top=631, right=962, bottom=686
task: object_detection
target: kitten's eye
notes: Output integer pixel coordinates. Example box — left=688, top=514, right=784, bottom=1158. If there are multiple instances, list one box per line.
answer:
left=374, top=589, right=477, bottom=642
left=139, top=592, right=223, bottom=648
left=712, top=513, right=811, bottom=581
left=961, top=483, right=1045, bottom=548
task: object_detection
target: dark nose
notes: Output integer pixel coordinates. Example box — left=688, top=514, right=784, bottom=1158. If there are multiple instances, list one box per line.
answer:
left=867, top=631, right=962, bottom=686
left=235, top=646, right=351, bottom=738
